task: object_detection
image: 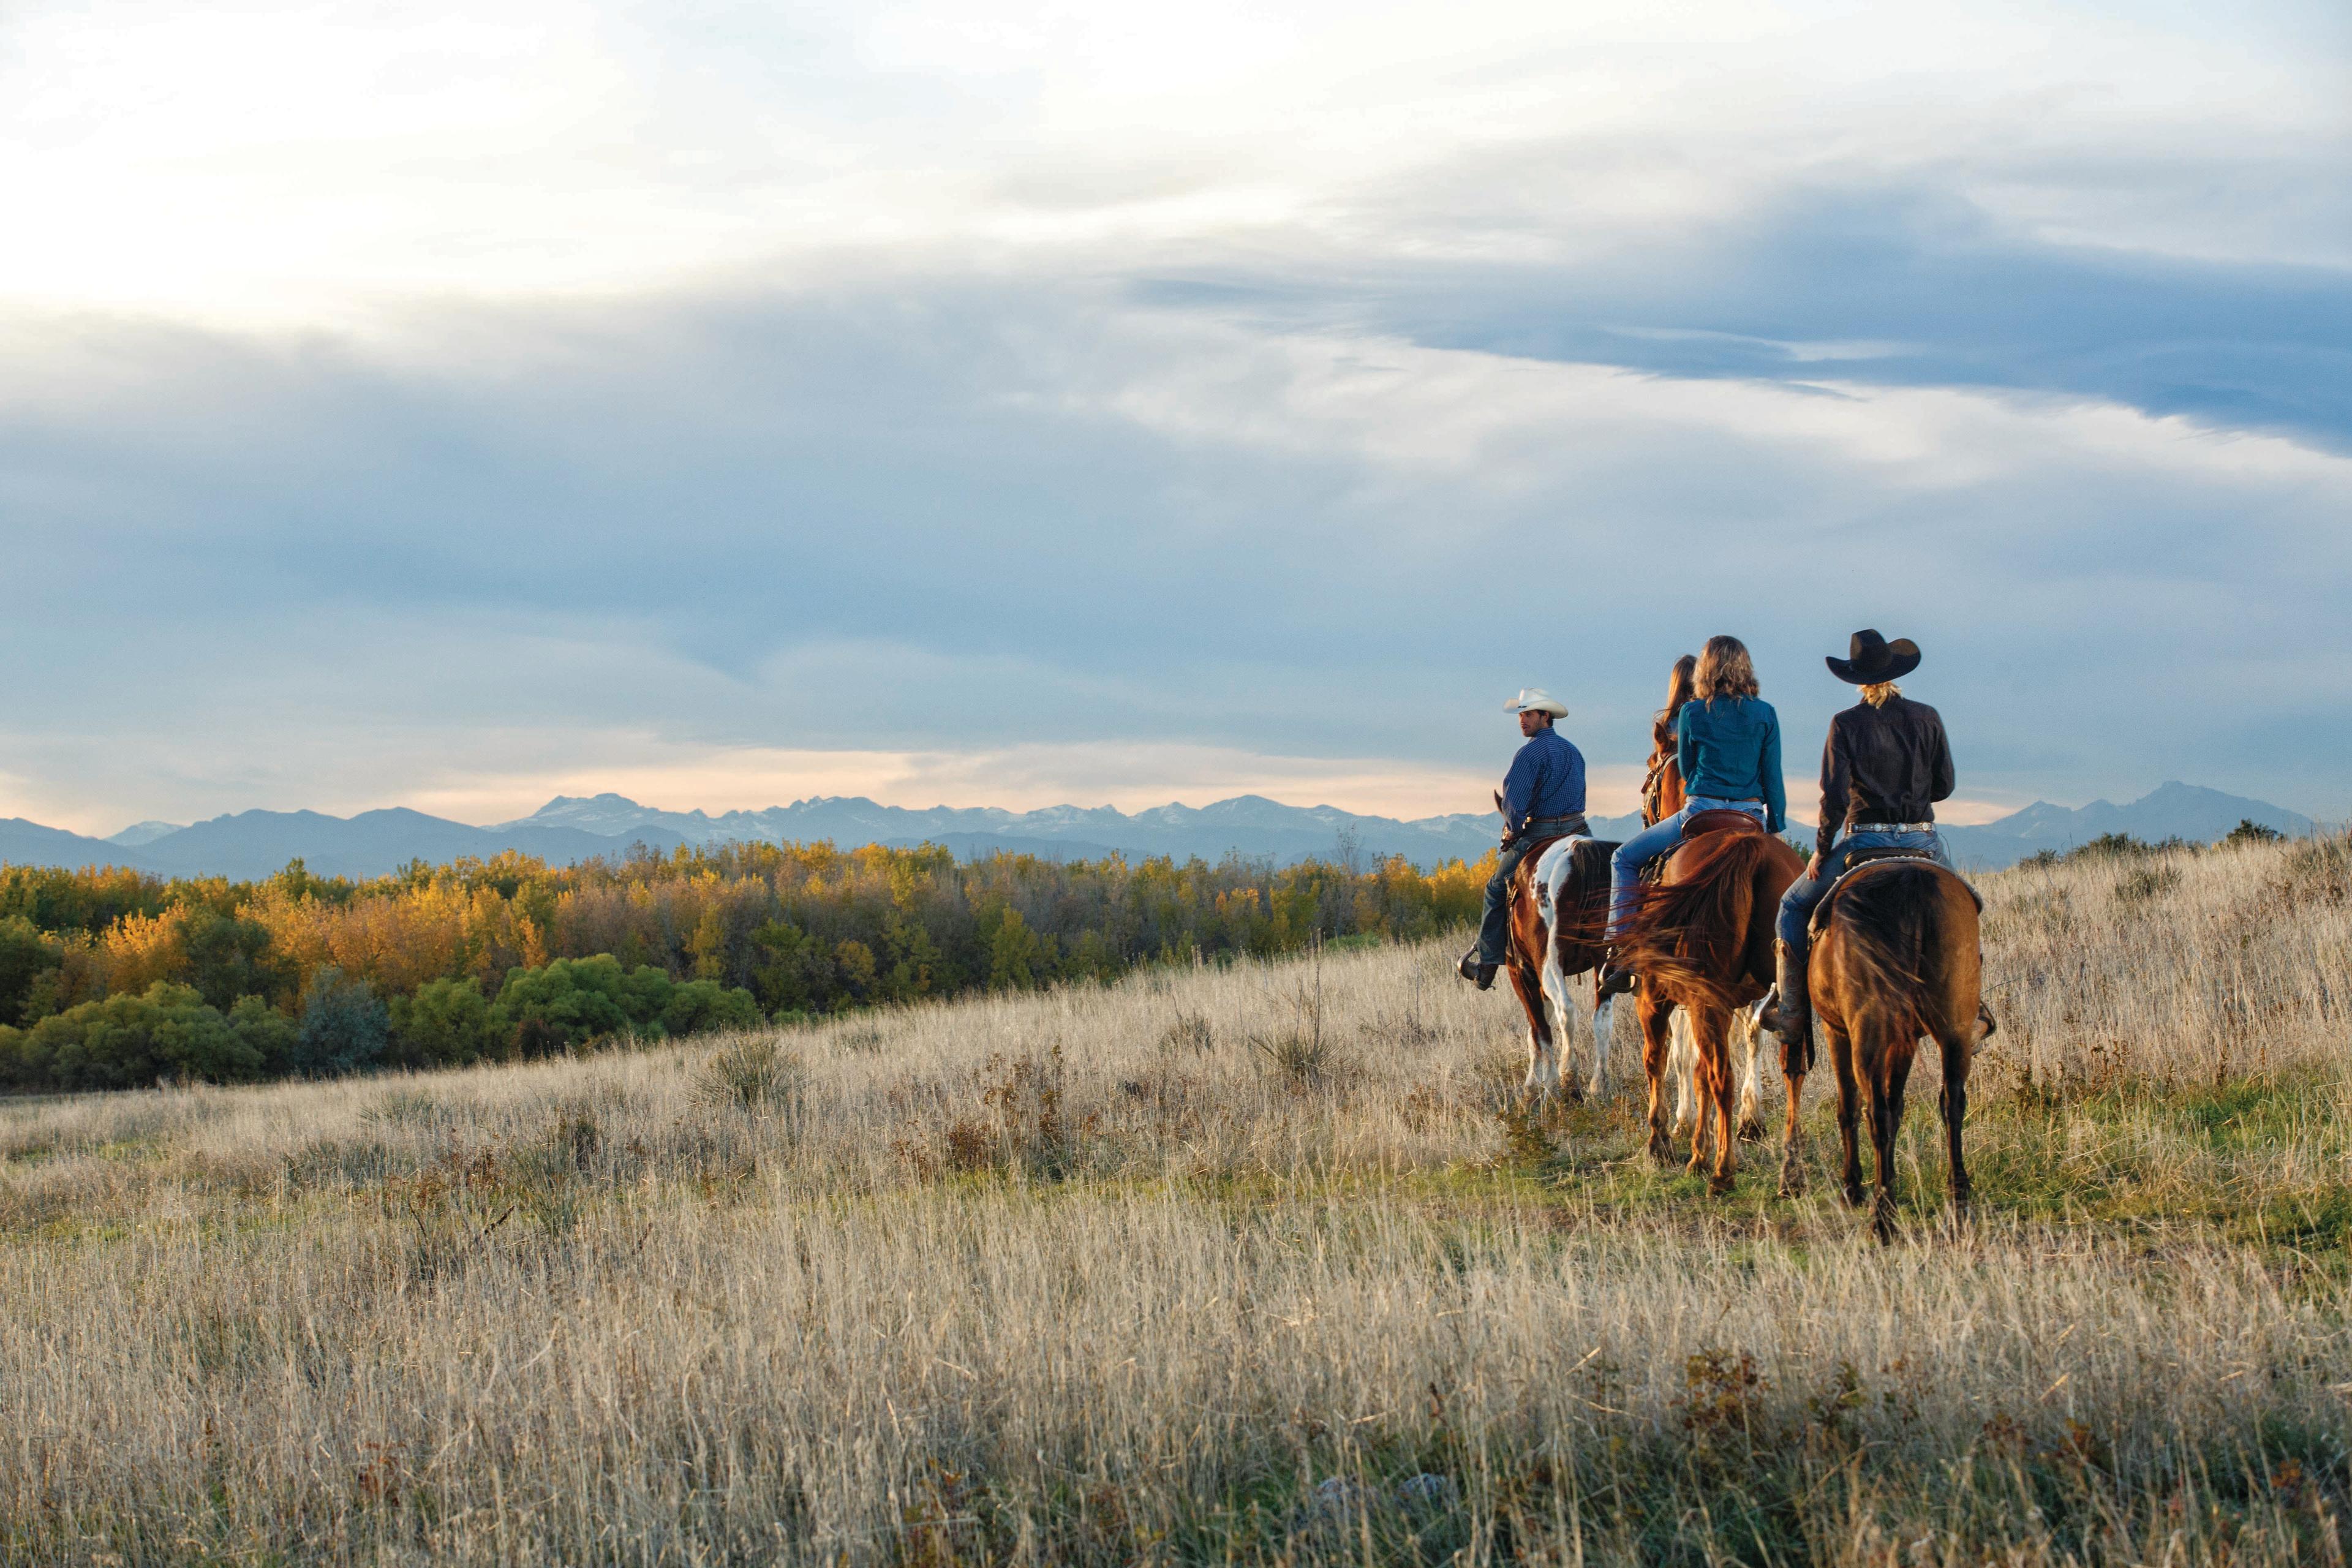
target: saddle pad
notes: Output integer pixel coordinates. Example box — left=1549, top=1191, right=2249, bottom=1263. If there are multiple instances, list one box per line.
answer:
left=1528, top=837, right=1618, bottom=942
left=1808, top=854, right=1983, bottom=936
left=1508, top=834, right=1574, bottom=900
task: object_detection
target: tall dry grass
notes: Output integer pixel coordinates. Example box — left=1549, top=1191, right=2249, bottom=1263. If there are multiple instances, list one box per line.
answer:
left=4, top=831, right=2351, bottom=1565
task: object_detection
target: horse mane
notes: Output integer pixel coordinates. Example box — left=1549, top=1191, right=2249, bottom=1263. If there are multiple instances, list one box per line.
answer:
left=1611, top=830, right=1779, bottom=1008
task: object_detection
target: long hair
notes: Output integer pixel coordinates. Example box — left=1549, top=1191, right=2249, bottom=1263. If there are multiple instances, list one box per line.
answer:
left=1693, top=635, right=1760, bottom=703
left=1860, top=681, right=1901, bottom=708
left=1653, top=654, right=1699, bottom=747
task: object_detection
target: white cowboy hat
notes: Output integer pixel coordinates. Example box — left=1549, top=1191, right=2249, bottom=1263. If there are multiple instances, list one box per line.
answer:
left=1503, top=687, right=1570, bottom=717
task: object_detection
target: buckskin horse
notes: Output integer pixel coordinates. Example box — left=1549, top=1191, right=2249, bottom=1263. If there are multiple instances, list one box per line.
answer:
left=1807, top=856, right=1993, bottom=1241
left=1610, top=811, right=1804, bottom=1194
left=1493, top=796, right=1618, bottom=1104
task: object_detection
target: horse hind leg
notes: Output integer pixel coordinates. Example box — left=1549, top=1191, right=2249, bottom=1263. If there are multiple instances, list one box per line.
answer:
left=1540, top=940, right=1583, bottom=1104
left=1869, top=1041, right=1918, bottom=1244
left=1521, top=1010, right=1560, bottom=1106
left=1683, top=1006, right=1738, bottom=1195
left=1638, top=993, right=1676, bottom=1166
left=1667, top=1010, right=1698, bottom=1144
left=1586, top=995, right=1615, bottom=1102
left=1733, top=1001, right=1767, bottom=1143
left=1939, top=1024, right=1977, bottom=1221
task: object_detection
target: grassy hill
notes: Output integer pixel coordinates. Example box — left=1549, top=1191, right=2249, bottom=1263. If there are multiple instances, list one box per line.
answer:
left=4, top=831, right=2351, bottom=1564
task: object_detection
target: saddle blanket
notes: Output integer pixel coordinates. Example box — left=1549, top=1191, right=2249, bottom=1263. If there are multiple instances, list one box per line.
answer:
left=1808, top=852, right=1983, bottom=935
left=1529, top=835, right=1615, bottom=924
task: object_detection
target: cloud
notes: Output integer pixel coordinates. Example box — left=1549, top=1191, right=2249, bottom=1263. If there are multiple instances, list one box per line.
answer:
left=0, top=0, right=2345, bottom=831
left=3, top=266, right=2349, bottom=831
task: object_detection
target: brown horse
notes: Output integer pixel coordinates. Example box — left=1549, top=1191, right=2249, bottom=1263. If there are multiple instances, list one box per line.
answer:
left=1809, top=858, right=1992, bottom=1241
left=1498, top=829, right=1618, bottom=1102
left=1611, top=814, right=1804, bottom=1193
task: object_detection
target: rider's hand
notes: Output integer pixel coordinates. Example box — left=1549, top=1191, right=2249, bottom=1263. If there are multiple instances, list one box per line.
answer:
left=1804, top=853, right=1824, bottom=880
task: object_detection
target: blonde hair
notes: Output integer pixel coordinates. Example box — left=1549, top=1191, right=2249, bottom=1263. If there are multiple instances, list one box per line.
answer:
left=1860, top=681, right=1901, bottom=707
left=1692, top=635, right=1760, bottom=702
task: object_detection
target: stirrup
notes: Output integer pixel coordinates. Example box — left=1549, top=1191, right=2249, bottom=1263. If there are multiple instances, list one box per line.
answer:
left=1595, top=964, right=1635, bottom=1000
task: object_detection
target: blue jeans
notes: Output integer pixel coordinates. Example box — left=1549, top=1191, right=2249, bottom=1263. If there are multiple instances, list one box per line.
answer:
left=1775, top=829, right=1954, bottom=962
left=1607, top=796, right=1770, bottom=940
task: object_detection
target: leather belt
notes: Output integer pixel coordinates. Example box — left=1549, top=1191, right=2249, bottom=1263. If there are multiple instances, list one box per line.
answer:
left=1845, top=821, right=1936, bottom=835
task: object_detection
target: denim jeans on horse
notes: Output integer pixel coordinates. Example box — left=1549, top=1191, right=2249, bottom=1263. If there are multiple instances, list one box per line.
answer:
left=1774, top=827, right=1954, bottom=968
left=1605, top=796, right=1770, bottom=940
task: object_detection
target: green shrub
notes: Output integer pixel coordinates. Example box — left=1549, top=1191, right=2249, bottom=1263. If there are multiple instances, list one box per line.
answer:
left=291, top=967, right=389, bottom=1076
left=0, top=982, right=270, bottom=1090
left=389, top=977, right=497, bottom=1068
left=663, top=978, right=760, bottom=1038
left=493, top=955, right=668, bottom=1056
left=0, top=916, right=64, bottom=1028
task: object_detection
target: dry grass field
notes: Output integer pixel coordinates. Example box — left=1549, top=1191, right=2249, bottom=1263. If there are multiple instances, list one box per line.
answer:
left=7, top=831, right=2352, bottom=1566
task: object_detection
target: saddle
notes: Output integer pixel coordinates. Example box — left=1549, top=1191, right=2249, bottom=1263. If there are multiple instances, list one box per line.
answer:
left=1634, top=807, right=1763, bottom=887
left=1807, top=851, right=1982, bottom=936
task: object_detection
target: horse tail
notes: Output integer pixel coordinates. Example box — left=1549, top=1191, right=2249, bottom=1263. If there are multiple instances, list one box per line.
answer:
left=1825, top=863, right=1974, bottom=1041
left=1613, top=831, right=1779, bottom=1010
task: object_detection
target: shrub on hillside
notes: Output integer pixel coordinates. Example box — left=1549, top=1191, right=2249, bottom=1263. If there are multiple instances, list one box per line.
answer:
left=0, top=916, right=66, bottom=1028
left=0, top=982, right=278, bottom=1090
left=489, top=954, right=758, bottom=1057
left=662, top=978, right=761, bottom=1038
left=290, top=967, right=390, bottom=1076
left=388, top=976, right=498, bottom=1068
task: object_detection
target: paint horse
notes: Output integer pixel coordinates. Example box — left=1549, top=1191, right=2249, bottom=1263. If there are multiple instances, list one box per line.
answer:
left=1492, top=793, right=1618, bottom=1103
left=1807, top=856, right=1995, bottom=1241
left=1610, top=811, right=1804, bottom=1194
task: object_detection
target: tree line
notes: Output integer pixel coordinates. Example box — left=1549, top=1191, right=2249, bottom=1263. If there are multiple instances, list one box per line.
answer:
left=0, top=840, right=1489, bottom=1092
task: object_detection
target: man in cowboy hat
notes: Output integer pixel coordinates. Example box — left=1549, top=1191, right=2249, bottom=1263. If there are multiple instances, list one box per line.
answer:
left=1763, top=630, right=1957, bottom=1047
left=1458, top=688, right=1588, bottom=989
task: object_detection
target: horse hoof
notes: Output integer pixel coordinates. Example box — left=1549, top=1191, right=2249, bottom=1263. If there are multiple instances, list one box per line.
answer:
left=1647, top=1137, right=1674, bottom=1167
left=1708, top=1174, right=1735, bottom=1198
left=1841, top=1185, right=1866, bottom=1210
left=1736, top=1119, right=1764, bottom=1144
left=1778, top=1165, right=1805, bottom=1199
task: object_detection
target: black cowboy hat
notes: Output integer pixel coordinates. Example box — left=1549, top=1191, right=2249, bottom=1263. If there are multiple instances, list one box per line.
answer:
left=1826, top=628, right=1920, bottom=685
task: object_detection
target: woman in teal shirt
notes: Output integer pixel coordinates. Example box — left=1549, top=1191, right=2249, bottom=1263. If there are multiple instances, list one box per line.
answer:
left=1599, top=635, right=1785, bottom=995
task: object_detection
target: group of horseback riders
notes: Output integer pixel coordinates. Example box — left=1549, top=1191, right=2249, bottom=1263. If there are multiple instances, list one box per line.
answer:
left=1457, top=627, right=1953, bottom=1054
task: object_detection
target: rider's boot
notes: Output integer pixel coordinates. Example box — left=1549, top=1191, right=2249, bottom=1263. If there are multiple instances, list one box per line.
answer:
left=1763, top=938, right=1809, bottom=1047
left=1594, top=955, right=1635, bottom=1000
left=1456, top=948, right=1499, bottom=990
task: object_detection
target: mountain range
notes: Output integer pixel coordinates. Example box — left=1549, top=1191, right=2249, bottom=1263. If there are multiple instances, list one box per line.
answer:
left=0, top=780, right=2316, bottom=883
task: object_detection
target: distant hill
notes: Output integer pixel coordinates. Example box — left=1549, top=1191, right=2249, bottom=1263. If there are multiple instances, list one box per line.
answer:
left=0, top=781, right=2315, bottom=881
left=1937, top=782, right=2313, bottom=869
left=496, top=782, right=2312, bottom=870
left=0, top=818, right=167, bottom=875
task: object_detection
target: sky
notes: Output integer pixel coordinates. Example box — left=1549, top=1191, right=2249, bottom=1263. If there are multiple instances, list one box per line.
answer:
left=2, top=0, right=2348, bottom=835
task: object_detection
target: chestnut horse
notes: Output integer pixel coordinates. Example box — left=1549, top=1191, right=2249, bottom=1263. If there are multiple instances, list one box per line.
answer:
left=1809, top=858, right=1993, bottom=1241
left=1499, top=829, right=1618, bottom=1102
left=1610, top=814, right=1804, bottom=1193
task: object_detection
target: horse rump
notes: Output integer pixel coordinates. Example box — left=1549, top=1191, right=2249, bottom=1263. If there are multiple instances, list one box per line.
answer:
left=1611, top=829, right=1783, bottom=1009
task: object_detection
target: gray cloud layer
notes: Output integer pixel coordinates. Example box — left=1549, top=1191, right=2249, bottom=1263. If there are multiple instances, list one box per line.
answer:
left=4, top=105, right=2349, bottom=828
